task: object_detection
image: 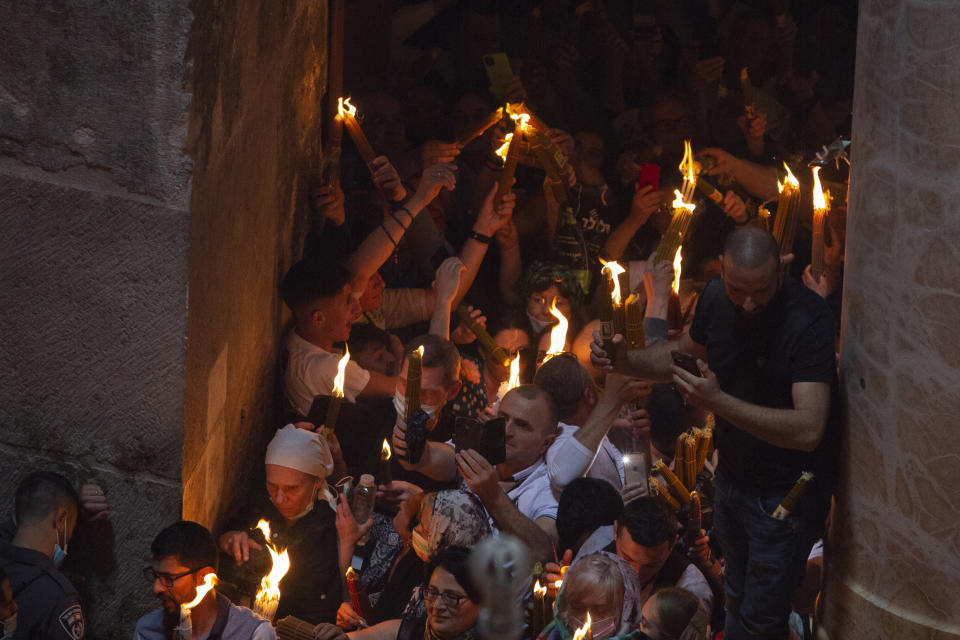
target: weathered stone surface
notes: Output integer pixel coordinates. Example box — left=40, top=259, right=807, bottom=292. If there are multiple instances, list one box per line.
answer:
left=823, top=1, right=960, bottom=637
left=180, top=0, right=327, bottom=530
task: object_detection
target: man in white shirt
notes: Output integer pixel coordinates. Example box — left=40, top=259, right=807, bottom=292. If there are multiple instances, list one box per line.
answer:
left=533, top=354, right=652, bottom=495
left=393, top=385, right=560, bottom=562
left=281, top=259, right=398, bottom=417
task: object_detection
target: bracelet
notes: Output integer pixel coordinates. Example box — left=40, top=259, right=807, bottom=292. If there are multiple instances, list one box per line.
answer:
left=380, top=223, right=399, bottom=248
left=392, top=207, right=413, bottom=228
left=468, top=230, right=493, bottom=245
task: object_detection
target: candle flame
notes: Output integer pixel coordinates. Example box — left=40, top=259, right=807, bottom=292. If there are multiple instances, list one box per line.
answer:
left=572, top=612, right=592, bottom=640
left=812, top=167, right=827, bottom=211
left=679, top=140, right=696, bottom=187
left=554, top=578, right=563, bottom=589
left=254, top=519, right=291, bottom=613
left=672, top=246, right=682, bottom=295
left=672, top=189, right=696, bottom=212
left=332, top=346, right=350, bottom=398
left=381, top=438, right=391, bottom=461
left=346, top=566, right=359, bottom=580
left=534, top=580, right=547, bottom=597
left=416, top=345, right=425, bottom=357
left=510, top=111, right=531, bottom=131
left=495, top=133, right=514, bottom=162
left=777, top=162, right=799, bottom=193
left=338, top=96, right=357, bottom=118
left=507, top=353, right=521, bottom=391
left=599, top=259, right=626, bottom=305
left=545, top=299, right=568, bottom=357
left=183, top=573, right=218, bottom=610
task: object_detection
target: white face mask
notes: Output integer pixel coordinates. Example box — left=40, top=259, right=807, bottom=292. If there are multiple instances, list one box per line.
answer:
left=2, top=611, right=17, bottom=639
left=393, top=391, right=440, bottom=423
left=526, top=310, right=553, bottom=335
left=53, top=521, right=68, bottom=567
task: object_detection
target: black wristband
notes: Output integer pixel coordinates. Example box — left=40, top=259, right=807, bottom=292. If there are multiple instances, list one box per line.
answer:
left=468, top=230, right=493, bottom=245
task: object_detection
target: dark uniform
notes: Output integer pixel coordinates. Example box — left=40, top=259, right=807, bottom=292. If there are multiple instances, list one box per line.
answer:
left=0, top=540, right=85, bottom=640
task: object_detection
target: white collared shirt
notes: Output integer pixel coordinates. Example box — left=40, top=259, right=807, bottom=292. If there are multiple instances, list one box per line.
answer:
left=283, top=329, right=370, bottom=417
left=545, top=422, right=625, bottom=497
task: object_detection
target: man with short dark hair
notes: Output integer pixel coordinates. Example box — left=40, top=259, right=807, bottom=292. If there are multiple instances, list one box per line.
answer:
left=135, top=521, right=275, bottom=640
left=607, top=498, right=712, bottom=617
left=393, top=384, right=561, bottom=561
left=592, top=227, right=837, bottom=639
left=534, top=354, right=651, bottom=494
left=0, top=472, right=84, bottom=640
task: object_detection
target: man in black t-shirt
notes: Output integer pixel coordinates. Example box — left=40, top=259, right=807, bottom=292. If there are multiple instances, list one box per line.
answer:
left=590, top=228, right=836, bottom=640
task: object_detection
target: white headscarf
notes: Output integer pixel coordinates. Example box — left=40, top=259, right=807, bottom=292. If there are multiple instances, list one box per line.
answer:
left=265, top=424, right=334, bottom=477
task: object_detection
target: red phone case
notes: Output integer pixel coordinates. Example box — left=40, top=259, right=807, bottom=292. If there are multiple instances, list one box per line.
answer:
left=637, top=162, right=661, bottom=191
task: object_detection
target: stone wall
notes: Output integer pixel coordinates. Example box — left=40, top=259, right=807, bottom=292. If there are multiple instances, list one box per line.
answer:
left=822, top=1, right=960, bottom=638
left=0, top=1, right=327, bottom=636
left=180, top=0, right=327, bottom=529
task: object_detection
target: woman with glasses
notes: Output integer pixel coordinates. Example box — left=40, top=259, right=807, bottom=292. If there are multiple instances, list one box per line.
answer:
left=335, top=490, right=490, bottom=629
left=317, top=546, right=480, bottom=640
left=542, top=552, right=642, bottom=640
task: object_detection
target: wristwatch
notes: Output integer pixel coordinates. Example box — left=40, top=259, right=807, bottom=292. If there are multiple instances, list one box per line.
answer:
left=468, top=230, right=493, bottom=245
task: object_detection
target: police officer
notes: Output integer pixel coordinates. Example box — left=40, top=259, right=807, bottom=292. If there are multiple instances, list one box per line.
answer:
left=0, top=472, right=85, bottom=640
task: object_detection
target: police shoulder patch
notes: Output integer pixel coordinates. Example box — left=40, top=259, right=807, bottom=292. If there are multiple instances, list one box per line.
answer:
left=58, top=603, right=85, bottom=640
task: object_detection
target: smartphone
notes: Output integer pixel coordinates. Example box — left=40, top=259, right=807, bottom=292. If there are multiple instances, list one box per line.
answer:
left=636, top=162, right=660, bottom=192
left=671, top=351, right=703, bottom=377
left=622, top=452, right=648, bottom=489
left=483, top=53, right=514, bottom=101
left=455, top=416, right=507, bottom=466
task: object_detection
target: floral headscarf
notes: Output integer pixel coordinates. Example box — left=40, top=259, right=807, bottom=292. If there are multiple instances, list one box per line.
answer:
left=425, top=489, right=493, bottom=556
left=551, top=552, right=643, bottom=640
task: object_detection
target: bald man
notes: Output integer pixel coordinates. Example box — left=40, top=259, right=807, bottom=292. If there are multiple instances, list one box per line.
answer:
left=591, top=228, right=838, bottom=640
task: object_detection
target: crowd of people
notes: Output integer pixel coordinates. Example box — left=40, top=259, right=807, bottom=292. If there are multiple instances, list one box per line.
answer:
left=0, top=1, right=856, bottom=639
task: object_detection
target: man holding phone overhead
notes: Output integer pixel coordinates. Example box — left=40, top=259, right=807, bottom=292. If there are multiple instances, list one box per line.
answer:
left=590, top=227, right=838, bottom=640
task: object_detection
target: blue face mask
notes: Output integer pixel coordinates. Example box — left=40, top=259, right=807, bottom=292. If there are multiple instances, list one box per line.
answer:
left=53, top=521, right=68, bottom=567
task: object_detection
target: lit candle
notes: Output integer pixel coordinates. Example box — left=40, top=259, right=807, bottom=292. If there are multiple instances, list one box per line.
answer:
left=324, top=347, right=350, bottom=436
left=532, top=580, right=548, bottom=637
left=495, top=112, right=530, bottom=207
left=338, top=97, right=378, bottom=164
left=572, top=612, right=592, bottom=640
left=810, top=167, right=830, bottom=281
left=667, top=246, right=683, bottom=333
left=772, top=162, right=801, bottom=255
left=176, top=573, right=219, bottom=639
left=379, top=439, right=392, bottom=486
left=457, top=107, right=504, bottom=146
left=654, top=190, right=696, bottom=265
left=345, top=567, right=373, bottom=622
left=253, top=520, right=291, bottom=623
left=543, top=299, right=569, bottom=361
left=404, top=346, right=424, bottom=424
left=599, top=259, right=626, bottom=354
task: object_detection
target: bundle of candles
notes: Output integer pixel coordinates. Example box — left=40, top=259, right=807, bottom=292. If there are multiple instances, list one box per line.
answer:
left=174, top=573, right=219, bottom=640
left=650, top=420, right=714, bottom=511
left=456, top=305, right=511, bottom=366
left=252, top=520, right=291, bottom=623
left=598, top=259, right=626, bottom=354
left=773, top=471, right=815, bottom=520
left=810, top=166, right=831, bottom=282
left=276, top=616, right=319, bottom=640
left=403, top=346, right=429, bottom=464
left=336, top=97, right=378, bottom=165
left=494, top=111, right=531, bottom=207
left=506, top=102, right=571, bottom=204
left=771, top=162, right=801, bottom=255
left=653, top=141, right=699, bottom=265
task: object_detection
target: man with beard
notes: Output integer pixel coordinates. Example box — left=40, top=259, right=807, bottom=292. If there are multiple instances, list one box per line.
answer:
left=135, top=521, right=274, bottom=640
left=591, top=227, right=837, bottom=640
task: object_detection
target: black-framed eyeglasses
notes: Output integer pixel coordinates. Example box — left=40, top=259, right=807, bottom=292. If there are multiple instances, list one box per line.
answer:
left=424, top=587, right=469, bottom=608
left=143, top=566, right=198, bottom=588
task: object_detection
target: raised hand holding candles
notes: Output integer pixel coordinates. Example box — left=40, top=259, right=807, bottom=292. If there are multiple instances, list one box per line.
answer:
left=338, top=97, right=377, bottom=164
left=456, top=305, right=511, bottom=366
left=810, top=167, right=831, bottom=281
